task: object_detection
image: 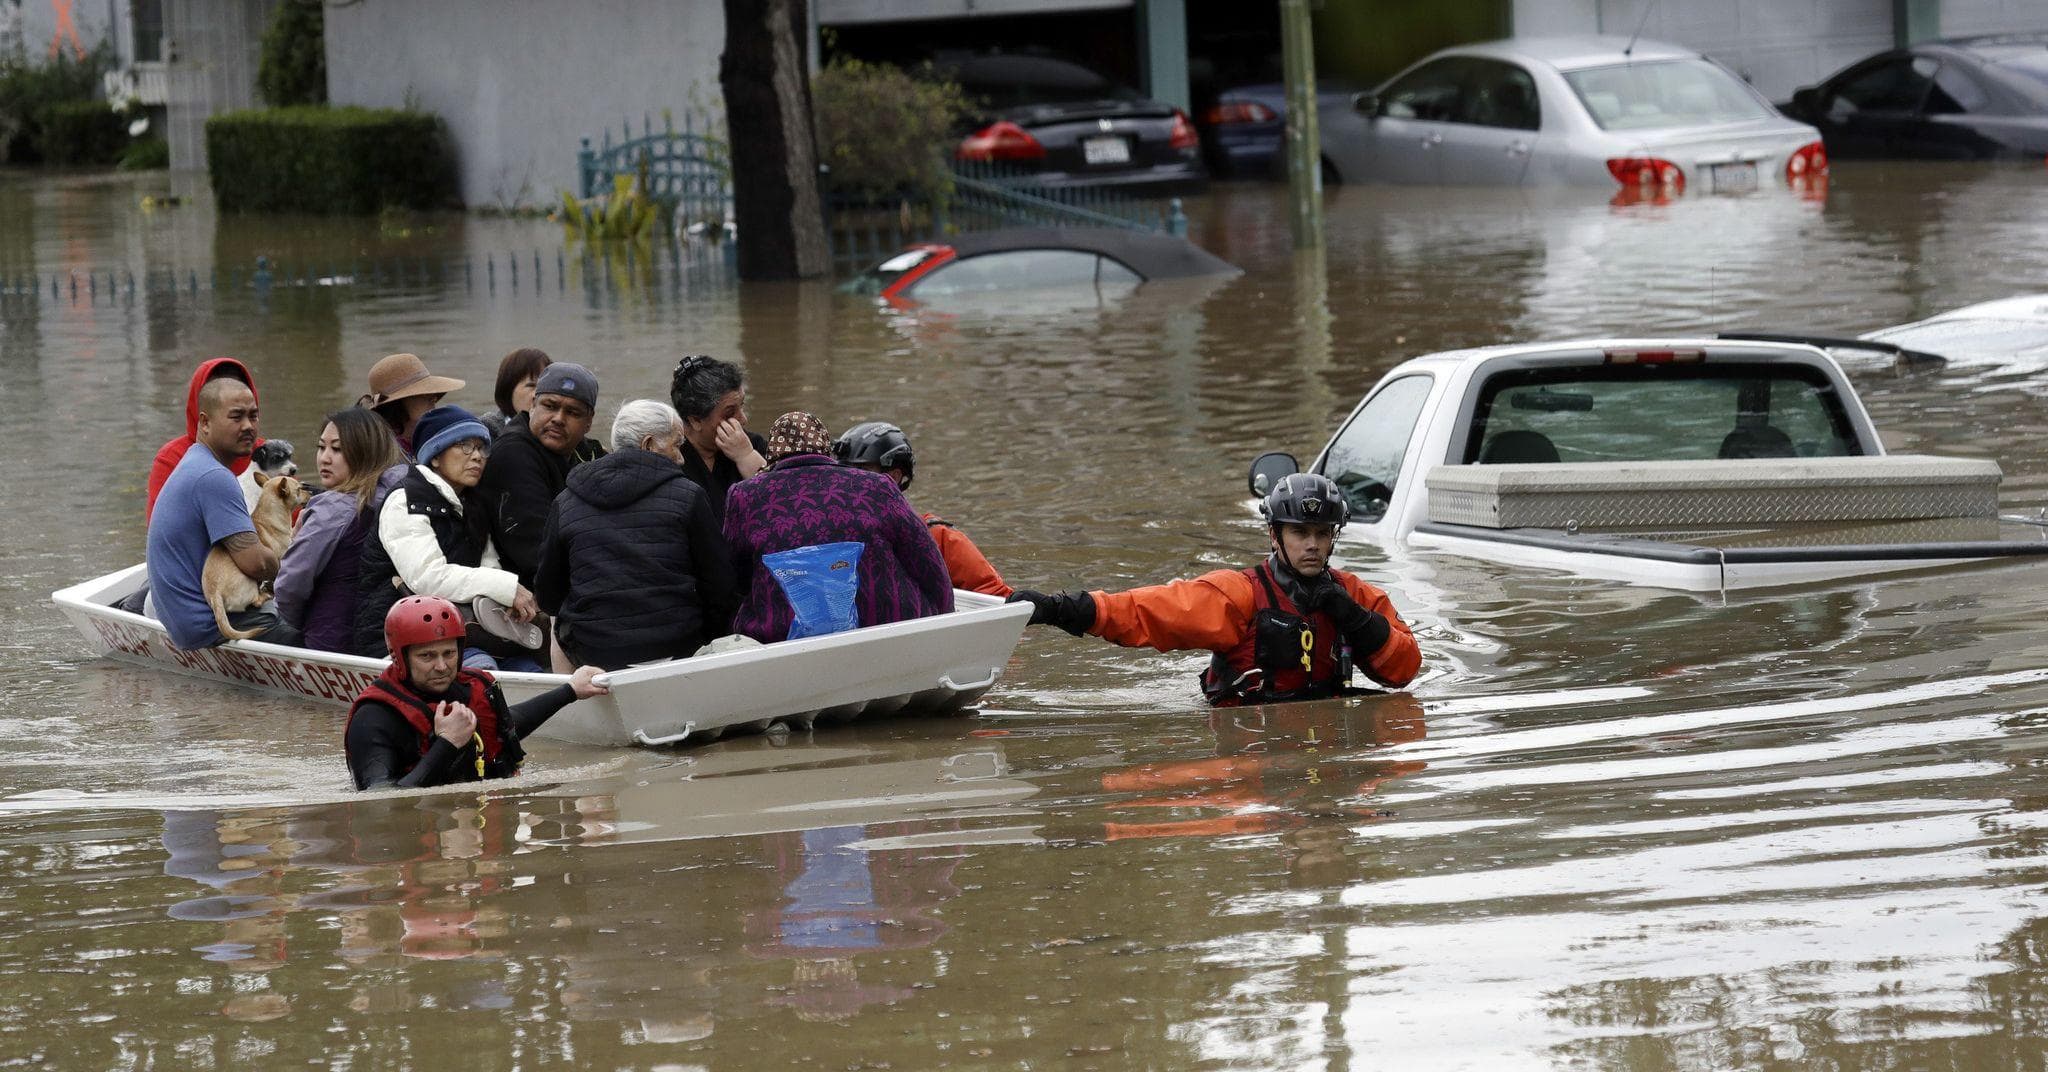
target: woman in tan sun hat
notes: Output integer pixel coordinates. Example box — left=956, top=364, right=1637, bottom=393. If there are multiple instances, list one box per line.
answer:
left=362, top=353, right=466, bottom=458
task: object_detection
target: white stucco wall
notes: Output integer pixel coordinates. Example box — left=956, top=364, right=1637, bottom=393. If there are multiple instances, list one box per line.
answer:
left=323, top=0, right=726, bottom=210
left=1941, top=0, right=2047, bottom=36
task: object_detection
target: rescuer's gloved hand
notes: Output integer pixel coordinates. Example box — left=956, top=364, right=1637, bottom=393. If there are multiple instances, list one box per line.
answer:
left=1007, top=590, right=1096, bottom=637
left=1308, top=581, right=1391, bottom=653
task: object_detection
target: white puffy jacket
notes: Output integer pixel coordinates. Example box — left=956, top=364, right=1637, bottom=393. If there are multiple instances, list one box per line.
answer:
left=377, top=465, right=521, bottom=607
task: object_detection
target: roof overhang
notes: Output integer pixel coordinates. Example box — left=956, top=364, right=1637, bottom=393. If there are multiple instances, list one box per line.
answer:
left=817, top=0, right=1131, bottom=26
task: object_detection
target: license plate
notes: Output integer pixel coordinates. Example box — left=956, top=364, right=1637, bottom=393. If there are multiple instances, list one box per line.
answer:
left=1708, top=161, right=1757, bottom=193
left=1083, top=135, right=1130, bottom=166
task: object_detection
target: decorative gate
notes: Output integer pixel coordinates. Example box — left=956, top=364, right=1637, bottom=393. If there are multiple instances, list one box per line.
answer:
left=577, top=112, right=732, bottom=232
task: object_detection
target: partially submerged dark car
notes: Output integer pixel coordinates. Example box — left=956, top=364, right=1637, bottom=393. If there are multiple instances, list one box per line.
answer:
left=1781, top=35, right=2048, bottom=160
left=941, top=53, right=1208, bottom=191
left=846, top=227, right=1239, bottom=305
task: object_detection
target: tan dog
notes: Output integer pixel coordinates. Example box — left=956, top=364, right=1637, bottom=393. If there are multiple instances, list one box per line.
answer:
left=206, top=470, right=310, bottom=641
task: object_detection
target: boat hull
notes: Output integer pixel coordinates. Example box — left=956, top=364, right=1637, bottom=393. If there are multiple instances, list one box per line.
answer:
left=52, top=565, right=1031, bottom=747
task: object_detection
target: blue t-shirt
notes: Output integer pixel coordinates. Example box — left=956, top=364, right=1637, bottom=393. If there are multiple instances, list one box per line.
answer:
left=146, top=447, right=254, bottom=649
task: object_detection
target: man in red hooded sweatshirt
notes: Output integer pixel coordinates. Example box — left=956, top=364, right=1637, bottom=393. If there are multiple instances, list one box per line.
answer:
left=146, top=358, right=261, bottom=522
left=119, top=359, right=264, bottom=615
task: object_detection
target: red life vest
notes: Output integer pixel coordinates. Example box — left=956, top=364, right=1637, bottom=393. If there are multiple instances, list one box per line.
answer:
left=1201, top=564, right=1347, bottom=707
left=345, top=662, right=523, bottom=781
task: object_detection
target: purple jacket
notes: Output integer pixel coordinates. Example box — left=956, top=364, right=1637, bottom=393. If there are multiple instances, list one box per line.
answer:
left=275, top=465, right=406, bottom=652
left=723, top=454, right=955, bottom=642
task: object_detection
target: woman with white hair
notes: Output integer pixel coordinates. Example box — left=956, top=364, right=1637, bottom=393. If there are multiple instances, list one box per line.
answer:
left=534, top=399, right=739, bottom=670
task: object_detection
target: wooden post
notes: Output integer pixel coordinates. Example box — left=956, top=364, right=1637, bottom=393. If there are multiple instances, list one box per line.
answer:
left=1280, top=0, right=1323, bottom=250
left=720, top=0, right=831, bottom=280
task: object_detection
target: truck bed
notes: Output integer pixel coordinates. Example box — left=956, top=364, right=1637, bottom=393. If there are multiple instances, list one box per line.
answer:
left=1409, top=515, right=2048, bottom=591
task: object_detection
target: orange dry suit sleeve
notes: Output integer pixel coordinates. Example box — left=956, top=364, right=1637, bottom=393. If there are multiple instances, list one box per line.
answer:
left=1086, top=568, right=1421, bottom=688
left=1331, top=571, right=1422, bottom=688
left=926, top=518, right=1012, bottom=598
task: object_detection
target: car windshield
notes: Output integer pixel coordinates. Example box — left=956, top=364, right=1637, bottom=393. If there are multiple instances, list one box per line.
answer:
left=1464, top=364, right=1860, bottom=464
left=840, top=247, right=943, bottom=296
left=947, top=56, right=1144, bottom=109
left=1563, top=59, right=1774, bottom=130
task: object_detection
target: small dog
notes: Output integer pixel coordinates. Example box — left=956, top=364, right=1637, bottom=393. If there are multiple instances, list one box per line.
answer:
left=239, top=439, right=298, bottom=510
left=207, top=470, right=310, bottom=641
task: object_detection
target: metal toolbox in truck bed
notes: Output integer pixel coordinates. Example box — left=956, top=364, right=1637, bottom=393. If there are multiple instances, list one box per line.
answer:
left=1424, top=455, right=2002, bottom=531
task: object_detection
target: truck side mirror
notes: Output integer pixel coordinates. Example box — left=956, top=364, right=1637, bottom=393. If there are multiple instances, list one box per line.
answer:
left=1351, top=92, right=1378, bottom=117
left=1247, top=451, right=1299, bottom=497
left=1788, top=87, right=1818, bottom=117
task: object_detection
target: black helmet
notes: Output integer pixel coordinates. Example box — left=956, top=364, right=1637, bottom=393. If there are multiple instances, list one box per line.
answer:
left=832, top=421, right=915, bottom=488
left=1261, top=473, right=1350, bottom=528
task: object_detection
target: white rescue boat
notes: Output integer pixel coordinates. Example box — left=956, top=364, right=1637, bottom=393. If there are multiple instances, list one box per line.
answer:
left=51, top=564, right=1031, bottom=748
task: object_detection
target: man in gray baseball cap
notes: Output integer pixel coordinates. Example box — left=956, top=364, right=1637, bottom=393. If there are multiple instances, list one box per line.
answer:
left=478, top=359, right=609, bottom=590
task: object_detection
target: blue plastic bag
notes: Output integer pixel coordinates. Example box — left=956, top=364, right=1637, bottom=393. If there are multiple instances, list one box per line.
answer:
left=764, top=541, right=864, bottom=640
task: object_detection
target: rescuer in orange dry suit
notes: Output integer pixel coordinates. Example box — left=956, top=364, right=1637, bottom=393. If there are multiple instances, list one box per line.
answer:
left=1008, top=473, right=1421, bottom=705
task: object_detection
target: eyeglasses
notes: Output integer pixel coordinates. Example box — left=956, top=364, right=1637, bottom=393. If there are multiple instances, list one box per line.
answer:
left=450, top=439, right=490, bottom=457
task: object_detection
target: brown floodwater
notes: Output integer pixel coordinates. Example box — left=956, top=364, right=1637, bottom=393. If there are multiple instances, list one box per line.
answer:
left=7, top=163, right=2048, bottom=1069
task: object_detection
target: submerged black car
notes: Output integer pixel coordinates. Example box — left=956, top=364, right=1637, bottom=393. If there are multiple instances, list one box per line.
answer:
left=940, top=53, right=1207, bottom=191
left=1781, top=35, right=2048, bottom=160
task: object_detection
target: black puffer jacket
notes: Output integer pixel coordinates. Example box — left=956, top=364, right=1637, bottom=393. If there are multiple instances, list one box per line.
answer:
left=534, top=449, right=738, bottom=670
left=477, top=421, right=605, bottom=590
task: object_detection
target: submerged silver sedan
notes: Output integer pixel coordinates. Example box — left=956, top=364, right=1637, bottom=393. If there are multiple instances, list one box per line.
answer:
left=1320, top=36, right=1828, bottom=196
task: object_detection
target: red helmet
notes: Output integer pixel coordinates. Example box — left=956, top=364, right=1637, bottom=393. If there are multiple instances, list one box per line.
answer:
left=384, top=595, right=464, bottom=657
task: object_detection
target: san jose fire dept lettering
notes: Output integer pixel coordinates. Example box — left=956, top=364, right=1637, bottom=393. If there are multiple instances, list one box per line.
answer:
left=90, top=616, right=377, bottom=702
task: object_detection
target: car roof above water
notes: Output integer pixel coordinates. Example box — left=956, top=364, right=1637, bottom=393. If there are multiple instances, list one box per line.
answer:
left=1439, top=35, right=1703, bottom=73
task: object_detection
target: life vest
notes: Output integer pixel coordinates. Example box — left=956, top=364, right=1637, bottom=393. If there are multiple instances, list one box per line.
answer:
left=351, top=465, right=492, bottom=657
left=345, top=661, right=524, bottom=782
left=1200, top=564, right=1348, bottom=707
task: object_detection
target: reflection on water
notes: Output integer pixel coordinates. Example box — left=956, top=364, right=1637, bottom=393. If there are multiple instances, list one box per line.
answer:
left=9, top=164, right=2048, bottom=1067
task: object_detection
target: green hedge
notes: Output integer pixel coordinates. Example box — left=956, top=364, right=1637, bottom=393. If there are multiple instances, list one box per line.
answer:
left=33, top=100, right=125, bottom=166
left=205, top=106, right=458, bottom=214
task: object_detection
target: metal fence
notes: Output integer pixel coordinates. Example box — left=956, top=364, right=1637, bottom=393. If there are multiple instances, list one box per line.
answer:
left=577, top=112, right=733, bottom=234
left=577, top=116, right=1189, bottom=275
left=0, top=245, right=739, bottom=308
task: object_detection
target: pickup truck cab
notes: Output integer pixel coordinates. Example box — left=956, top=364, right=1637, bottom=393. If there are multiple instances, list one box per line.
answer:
left=1252, top=338, right=2048, bottom=592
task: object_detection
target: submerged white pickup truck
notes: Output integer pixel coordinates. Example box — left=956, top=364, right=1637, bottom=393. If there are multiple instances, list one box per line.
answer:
left=1250, top=338, right=2048, bottom=592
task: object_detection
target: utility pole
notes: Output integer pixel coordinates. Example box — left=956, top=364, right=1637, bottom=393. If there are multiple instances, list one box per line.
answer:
left=1279, top=0, right=1323, bottom=249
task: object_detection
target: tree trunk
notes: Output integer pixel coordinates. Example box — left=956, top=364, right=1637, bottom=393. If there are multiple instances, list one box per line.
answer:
left=720, top=0, right=830, bottom=281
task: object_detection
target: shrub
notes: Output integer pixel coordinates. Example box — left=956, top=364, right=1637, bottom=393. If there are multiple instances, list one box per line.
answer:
left=118, top=135, right=169, bottom=170
left=206, top=106, right=458, bottom=214
left=811, top=58, right=973, bottom=204
left=35, top=100, right=125, bottom=165
left=256, top=0, right=326, bottom=107
left=0, top=44, right=110, bottom=164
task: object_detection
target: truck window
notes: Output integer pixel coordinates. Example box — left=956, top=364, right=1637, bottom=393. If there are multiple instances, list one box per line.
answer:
left=1463, top=364, right=1860, bottom=464
left=1318, top=374, right=1433, bottom=521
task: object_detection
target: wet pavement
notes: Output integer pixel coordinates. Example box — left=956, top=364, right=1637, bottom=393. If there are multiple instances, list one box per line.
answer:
left=7, top=163, right=2048, bottom=1069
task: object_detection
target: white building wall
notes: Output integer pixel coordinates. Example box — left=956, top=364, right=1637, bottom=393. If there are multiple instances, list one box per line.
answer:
left=1941, top=0, right=2048, bottom=36
left=324, top=0, right=726, bottom=211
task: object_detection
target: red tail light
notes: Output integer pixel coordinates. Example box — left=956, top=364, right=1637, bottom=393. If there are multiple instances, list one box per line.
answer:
left=956, top=120, right=1046, bottom=162
left=1203, top=101, right=1277, bottom=125
left=1169, top=110, right=1200, bottom=151
left=1785, top=140, right=1828, bottom=181
left=1607, top=157, right=1685, bottom=193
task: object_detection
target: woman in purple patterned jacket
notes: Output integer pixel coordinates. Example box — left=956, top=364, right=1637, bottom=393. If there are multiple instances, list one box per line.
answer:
left=723, top=412, right=955, bottom=643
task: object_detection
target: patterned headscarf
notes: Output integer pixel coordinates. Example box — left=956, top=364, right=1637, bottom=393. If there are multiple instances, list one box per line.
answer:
left=764, top=411, right=833, bottom=466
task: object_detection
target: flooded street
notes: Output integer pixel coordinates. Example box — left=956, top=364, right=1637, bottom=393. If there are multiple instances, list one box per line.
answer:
left=8, top=163, right=2048, bottom=1069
